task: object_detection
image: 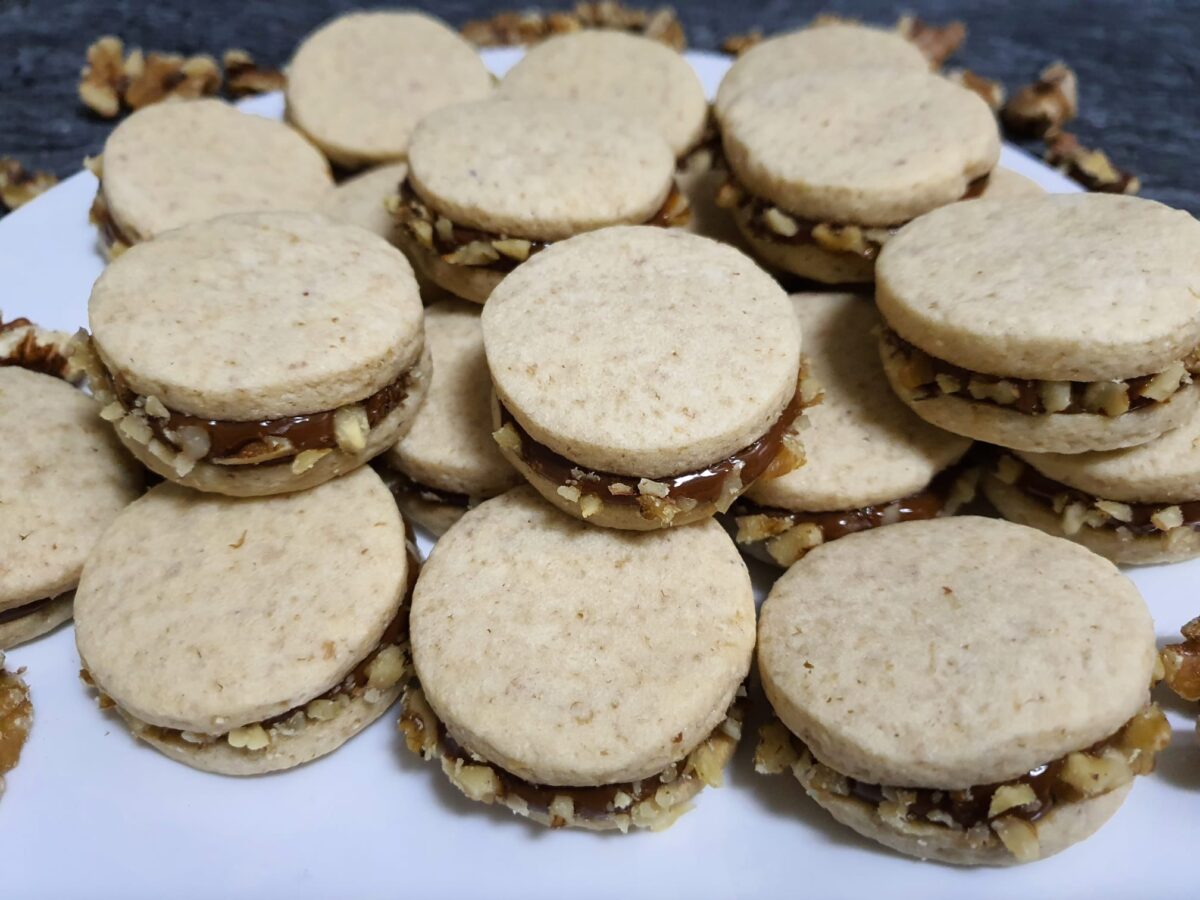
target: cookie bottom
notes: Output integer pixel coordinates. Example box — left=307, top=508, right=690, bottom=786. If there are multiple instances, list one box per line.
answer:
left=114, top=347, right=432, bottom=497
left=0, top=593, right=74, bottom=650
left=881, top=345, right=1200, bottom=453
left=983, top=474, right=1200, bottom=565
left=394, top=227, right=502, bottom=304
left=732, top=216, right=875, bottom=285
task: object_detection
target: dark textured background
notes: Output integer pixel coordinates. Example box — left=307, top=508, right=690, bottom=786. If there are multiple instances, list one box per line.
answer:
left=2, top=0, right=1198, bottom=212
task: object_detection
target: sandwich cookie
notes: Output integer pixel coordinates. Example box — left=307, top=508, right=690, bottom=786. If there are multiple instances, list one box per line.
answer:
left=756, top=517, right=1168, bottom=865
left=878, top=195, right=1200, bottom=453
left=88, top=99, right=332, bottom=259
left=1161, top=618, right=1200, bottom=740
left=498, top=31, right=708, bottom=159
left=0, top=651, right=33, bottom=803
left=713, top=22, right=930, bottom=122
left=318, top=162, right=408, bottom=240
left=980, top=167, right=1045, bottom=198
left=0, top=366, right=142, bottom=649
left=483, top=226, right=808, bottom=530
left=401, top=487, right=754, bottom=831
left=285, top=11, right=493, bottom=170
left=379, top=299, right=521, bottom=535
left=81, top=211, right=429, bottom=497
left=983, top=398, right=1200, bottom=564
left=75, top=468, right=416, bottom=776
left=390, top=99, right=683, bottom=304
left=731, top=294, right=974, bottom=567
left=718, top=71, right=999, bottom=284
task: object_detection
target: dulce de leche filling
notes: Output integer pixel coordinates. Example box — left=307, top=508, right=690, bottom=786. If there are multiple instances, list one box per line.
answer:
left=0, top=595, right=67, bottom=626
left=88, top=188, right=133, bottom=256
left=715, top=174, right=990, bottom=261
left=756, top=704, right=1169, bottom=862
left=400, top=684, right=745, bottom=831
left=732, top=461, right=978, bottom=567
left=493, top=381, right=813, bottom=525
left=990, top=454, right=1200, bottom=538
left=390, top=177, right=691, bottom=273
left=0, top=317, right=75, bottom=382
left=883, top=328, right=1200, bottom=418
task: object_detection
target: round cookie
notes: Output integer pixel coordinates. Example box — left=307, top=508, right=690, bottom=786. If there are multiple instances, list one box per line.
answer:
left=714, top=23, right=930, bottom=122
left=498, top=31, right=708, bottom=157
left=877, top=195, right=1200, bottom=453
left=482, top=226, right=804, bottom=530
left=0, top=368, right=143, bottom=649
left=91, top=99, right=332, bottom=257
left=74, top=468, right=414, bottom=776
left=381, top=299, right=521, bottom=536
left=719, top=71, right=999, bottom=283
left=392, top=99, right=680, bottom=304
left=731, top=294, right=972, bottom=567
left=318, top=162, right=408, bottom=239
left=983, top=400, right=1200, bottom=564
left=285, top=11, right=493, bottom=169
left=84, top=211, right=429, bottom=497
left=756, top=517, right=1164, bottom=865
left=403, top=486, right=754, bottom=831
left=981, top=167, right=1046, bottom=199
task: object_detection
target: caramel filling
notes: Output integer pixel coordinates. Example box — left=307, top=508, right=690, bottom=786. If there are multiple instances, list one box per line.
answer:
left=716, top=174, right=990, bottom=260
left=391, top=178, right=691, bottom=272
left=991, top=454, right=1200, bottom=537
left=88, top=188, right=132, bottom=255
left=401, top=684, right=744, bottom=827
left=884, top=329, right=1199, bottom=417
left=493, top=382, right=811, bottom=523
left=757, top=704, right=1169, bottom=858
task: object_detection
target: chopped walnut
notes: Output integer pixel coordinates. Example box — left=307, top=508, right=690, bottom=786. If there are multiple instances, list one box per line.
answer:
left=333, top=405, right=370, bottom=454
left=0, top=659, right=33, bottom=794
left=1001, top=61, right=1077, bottom=138
left=79, top=36, right=223, bottom=118
left=895, top=15, right=966, bottom=68
left=1161, top=617, right=1200, bottom=702
left=947, top=69, right=1005, bottom=112
left=720, top=30, right=763, bottom=56
left=1044, top=131, right=1141, bottom=195
left=992, top=816, right=1040, bottom=863
left=461, top=3, right=685, bottom=51
left=222, top=49, right=285, bottom=97
left=226, top=723, right=270, bottom=751
left=766, top=521, right=824, bottom=566
left=0, top=158, right=57, bottom=211
left=290, top=448, right=331, bottom=475
left=79, top=36, right=126, bottom=117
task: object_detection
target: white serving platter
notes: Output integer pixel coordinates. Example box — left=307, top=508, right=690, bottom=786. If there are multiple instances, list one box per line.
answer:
left=1, top=48, right=1196, bottom=900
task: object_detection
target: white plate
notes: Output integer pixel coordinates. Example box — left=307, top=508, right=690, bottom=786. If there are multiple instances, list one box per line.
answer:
left=1, top=49, right=1195, bottom=900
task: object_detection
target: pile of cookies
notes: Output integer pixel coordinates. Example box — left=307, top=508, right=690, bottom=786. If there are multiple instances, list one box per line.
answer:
left=3, top=9, right=1198, bottom=869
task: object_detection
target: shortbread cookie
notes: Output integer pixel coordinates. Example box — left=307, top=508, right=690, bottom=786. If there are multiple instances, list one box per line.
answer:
left=0, top=367, right=142, bottom=649
left=75, top=469, right=416, bottom=776
left=756, top=517, right=1166, bottom=865
left=981, top=167, right=1045, bottom=198
left=88, top=99, right=332, bottom=258
left=401, top=487, right=754, bottom=831
left=391, top=99, right=682, bottom=303
left=499, top=31, right=707, bottom=157
left=877, top=195, right=1200, bottom=453
left=731, top=294, right=973, bottom=567
left=285, top=11, right=492, bottom=169
left=718, top=71, right=999, bottom=283
left=318, top=163, right=408, bottom=240
left=0, top=651, right=33, bottom=802
left=482, top=226, right=807, bottom=530
left=83, top=212, right=429, bottom=496
left=380, top=299, right=520, bottom=535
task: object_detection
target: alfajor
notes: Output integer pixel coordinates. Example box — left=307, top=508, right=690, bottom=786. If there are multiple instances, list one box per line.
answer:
left=756, top=517, right=1168, bottom=865
left=878, top=195, right=1200, bottom=453
left=482, top=226, right=808, bottom=530
left=318, top=162, right=408, bottom=241
left=401, top=487, right=754, bottom=831
left=80, top=211, right=429, bottom=496
left=75, top=469, right=415, bottom=776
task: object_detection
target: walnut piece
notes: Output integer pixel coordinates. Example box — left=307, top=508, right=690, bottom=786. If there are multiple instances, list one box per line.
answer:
left=0, top=158, right=57, bottom=211
left=1002, top=61, right=1078, bottom=138
left=1044, top=131, right=1140, bottom=195
left=1161, top=617, right=1200, bottom=702
left=222, top=49, right=285, bottom=97
left=226, top=723, right=270, bottom=751
left=461, top=3, right=685, bottom=51
left=0, top=660, right=33, bottom=792
left=947, top=69, right=1005, bottom=111
left=895, top=15, right=966, bottom=68
left=720, top=30, right=763, bottom=56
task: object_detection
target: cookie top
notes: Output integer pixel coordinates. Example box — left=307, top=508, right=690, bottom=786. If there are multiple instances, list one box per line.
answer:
left=498, top=31, right=707, bottom=157
left=714, top=23, right=930, bottom=121
left=877, top=195, right=1200, bottom=380
left=411, top=487, right=755, bottom=786
left=386, top=299, right=519, bottom=498
left=1017, top=400, right=1200, bottom=504
left=285, top=11, right=493, bottom=167
left=317, top=162, right=408, bottom=239
left=74, top=468, right=409, bottom=734
left=722, top=71, right=999, bottom=224
left=981, top=167, right=1045, bottom=199
left=0, top=369, right=142, bottom=610
left=482, top=226, right=801, bottom=477
left=407, top=99, right=675, bottom=242
left=88, top=211, right=424, bottom=420
left=100, top=99, right=332, bottom=243
left=746, top=294, right=970, bottom=511
left=758, top=517, right=1155, bottom=789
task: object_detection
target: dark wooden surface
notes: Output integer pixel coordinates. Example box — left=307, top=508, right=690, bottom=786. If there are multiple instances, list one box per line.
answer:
left=2, top=0, right=1198, bottom=212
